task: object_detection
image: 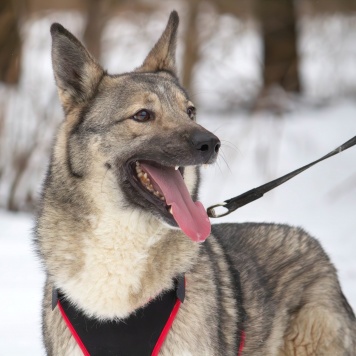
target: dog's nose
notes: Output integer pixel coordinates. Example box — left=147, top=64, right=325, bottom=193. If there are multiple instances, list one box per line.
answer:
left=191, top=130, right=221, bottom=159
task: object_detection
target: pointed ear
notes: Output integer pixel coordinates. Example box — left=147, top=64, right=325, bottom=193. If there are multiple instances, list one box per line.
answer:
left=136, top=11, right=179, bottom=75
left=50, top=23, right=105, bottom=112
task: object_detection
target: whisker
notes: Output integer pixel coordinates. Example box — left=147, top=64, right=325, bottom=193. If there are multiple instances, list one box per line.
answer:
left=220, top=140, right=240, bottom=152
left=217, top=149, right=233, bottom=175
left=220, top=155, right=233, bottom=175
left=214, top=160, right=223, bottom=175
left=210, top=124, right=226, bottom=134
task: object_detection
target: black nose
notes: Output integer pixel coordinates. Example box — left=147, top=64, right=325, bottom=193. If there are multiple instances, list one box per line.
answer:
left=191, top=130, right=221, bottom=160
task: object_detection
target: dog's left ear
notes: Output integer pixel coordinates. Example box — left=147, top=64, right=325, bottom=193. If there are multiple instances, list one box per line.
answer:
left=50, top=23, right=105, bottom=113
left=136, top=11, right=179, bottom=75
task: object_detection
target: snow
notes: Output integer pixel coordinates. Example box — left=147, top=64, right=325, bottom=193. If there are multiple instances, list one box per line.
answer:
left=1, top=10, right=356, bottom=356
left=0, top=211, right=45, bottom=355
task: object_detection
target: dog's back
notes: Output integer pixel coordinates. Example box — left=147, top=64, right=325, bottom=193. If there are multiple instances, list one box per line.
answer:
left=214, top=223, right=356, bottom=354
left=35, top=11, right=356, bottom=355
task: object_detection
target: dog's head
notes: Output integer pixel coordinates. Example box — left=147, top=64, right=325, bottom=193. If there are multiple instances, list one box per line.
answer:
left=50, top=11, right=220, bottom=242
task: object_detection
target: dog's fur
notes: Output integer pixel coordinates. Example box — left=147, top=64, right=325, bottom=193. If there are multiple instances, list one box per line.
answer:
left=35, top=11, right=356, bottom=355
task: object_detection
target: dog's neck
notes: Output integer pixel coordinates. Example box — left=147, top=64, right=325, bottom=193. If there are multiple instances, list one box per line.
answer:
left=59, top=214, right=197, bottom=319
left=38, top=156, right=199, bottom=320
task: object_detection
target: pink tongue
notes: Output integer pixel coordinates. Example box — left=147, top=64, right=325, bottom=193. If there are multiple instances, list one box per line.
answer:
left=140, top=163, right=211, bottom=242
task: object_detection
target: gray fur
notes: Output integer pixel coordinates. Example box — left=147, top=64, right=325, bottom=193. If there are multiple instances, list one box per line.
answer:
left=35, top=11, right=356, bottom=355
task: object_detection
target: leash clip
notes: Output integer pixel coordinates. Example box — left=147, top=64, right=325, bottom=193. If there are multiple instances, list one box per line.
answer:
left=207, top=202, right=229, bottom=218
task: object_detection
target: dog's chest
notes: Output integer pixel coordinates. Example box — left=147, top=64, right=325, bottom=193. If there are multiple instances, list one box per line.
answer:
left=55, top=276, right=185, bottom=356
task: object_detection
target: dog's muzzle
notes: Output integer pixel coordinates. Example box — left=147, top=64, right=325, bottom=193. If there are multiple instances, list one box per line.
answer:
left=190, top=129, right=221, bottom=163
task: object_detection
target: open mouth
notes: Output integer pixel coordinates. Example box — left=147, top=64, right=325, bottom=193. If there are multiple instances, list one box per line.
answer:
left=135, top=161, right=180, bottom=208
left=127, top=160, right=211, bottom=242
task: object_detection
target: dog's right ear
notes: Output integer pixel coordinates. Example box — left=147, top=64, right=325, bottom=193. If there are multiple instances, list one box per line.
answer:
left=136, top=11, right=179, bottom=75
left=50, top=23, right=104, bottom=112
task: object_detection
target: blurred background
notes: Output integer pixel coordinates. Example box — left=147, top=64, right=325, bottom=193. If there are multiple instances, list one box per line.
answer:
left=1, top=0, right=356, bottom=354
left=1, top=0, right=356, bottom=212
left=0, top=0, right=356, bottom=211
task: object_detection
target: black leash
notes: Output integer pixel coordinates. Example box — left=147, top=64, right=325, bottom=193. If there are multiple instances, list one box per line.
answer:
left=207, top=135, right=356, bottom=218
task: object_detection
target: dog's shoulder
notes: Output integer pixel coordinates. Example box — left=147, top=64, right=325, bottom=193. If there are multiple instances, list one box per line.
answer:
left=212, top=221, right=326, bottom=260
left=210, top=221, right=335, bottom=298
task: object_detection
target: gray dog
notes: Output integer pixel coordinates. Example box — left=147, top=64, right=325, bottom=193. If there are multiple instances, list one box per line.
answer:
left=35, top=11, right=356, bottom=355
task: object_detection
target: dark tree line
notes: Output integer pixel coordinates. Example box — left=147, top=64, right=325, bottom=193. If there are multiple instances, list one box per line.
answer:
left=1, top=0, right=356, bottom=94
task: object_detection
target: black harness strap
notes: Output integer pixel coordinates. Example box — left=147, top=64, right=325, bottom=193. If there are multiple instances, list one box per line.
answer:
left=53, top=276, right=185, bottom=356
left=54, top=275, right=246, bottom=355
left=207, top=135, right=356, bottom=218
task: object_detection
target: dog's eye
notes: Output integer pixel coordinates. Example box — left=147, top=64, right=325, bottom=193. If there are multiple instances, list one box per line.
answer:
left=187, top=106, right=196, bottom=120
left=132, top=110, right=152, bottom=122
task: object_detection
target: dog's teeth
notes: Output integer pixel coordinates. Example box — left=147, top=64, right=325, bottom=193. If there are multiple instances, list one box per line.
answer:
left=154, top=190, right=162, bottom=197
left=141, top=175, right=150, bottom=185
left=175, top=166, right=179, bottom=170
left=135, top=166, right=166, bottom=201
left=169, top=206, right=173, bottom=214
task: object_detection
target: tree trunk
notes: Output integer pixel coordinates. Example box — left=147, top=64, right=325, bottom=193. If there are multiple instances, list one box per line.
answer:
left=182, top=0, right=200, bottom=96
left=256, top=0, right=301, bottom=93
left=83, top=0, right=111, bottom=61
left=0, top=0, right=22, bottom=84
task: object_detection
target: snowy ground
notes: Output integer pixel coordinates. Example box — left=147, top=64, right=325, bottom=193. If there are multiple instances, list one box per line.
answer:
left=0, top=211, right=45, bottom=355
left=1, top=101, right=356, bottom=355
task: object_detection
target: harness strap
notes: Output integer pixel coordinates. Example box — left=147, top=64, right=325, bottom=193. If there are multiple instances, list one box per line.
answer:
left=54, top=275, right=246, bottom=355
left=54, top=276, right=185, bottom=356
left=57, top=300, right=90, bottom=356
left=151, top=296, right=182, bottom=356
left=238, top=330, right=245, bottom=356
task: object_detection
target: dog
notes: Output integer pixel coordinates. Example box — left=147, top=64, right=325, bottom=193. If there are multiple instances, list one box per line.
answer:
left=34, top=11, right=356, bottom=355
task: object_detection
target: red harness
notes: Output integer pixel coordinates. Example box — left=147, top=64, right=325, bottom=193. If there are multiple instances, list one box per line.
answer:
left=57, top=293, right=182, bottom=356
left=54, top=276, right=245, bottom=355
